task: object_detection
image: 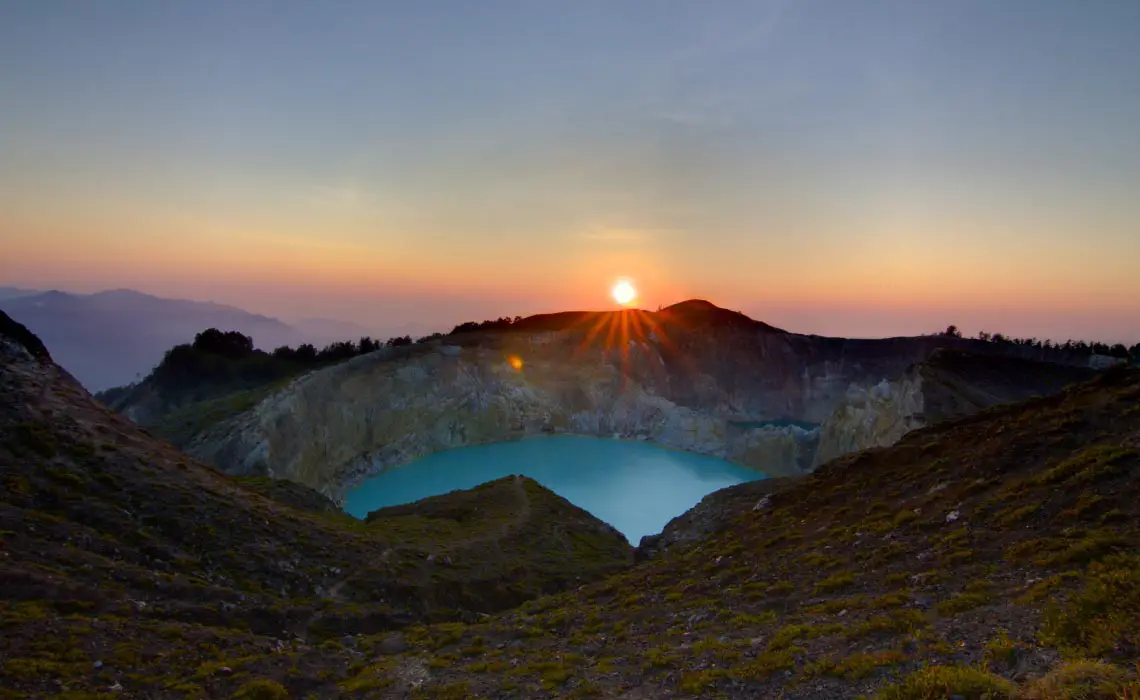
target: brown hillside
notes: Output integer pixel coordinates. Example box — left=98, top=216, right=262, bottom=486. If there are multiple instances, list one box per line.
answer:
left=0, top=312, right=631, bottom=699
left=1, top=309, right=1137, bottom=698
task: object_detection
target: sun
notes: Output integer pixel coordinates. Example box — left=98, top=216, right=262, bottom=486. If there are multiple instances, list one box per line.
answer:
left=611, top=279, right=637, bottom=306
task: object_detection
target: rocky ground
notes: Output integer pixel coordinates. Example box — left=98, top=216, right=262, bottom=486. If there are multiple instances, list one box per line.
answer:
left=2, top=310, right=1138, bottom=699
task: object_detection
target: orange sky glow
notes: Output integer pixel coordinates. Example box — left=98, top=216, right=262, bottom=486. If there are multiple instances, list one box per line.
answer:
left=2, top=2, right=1139, bottom=344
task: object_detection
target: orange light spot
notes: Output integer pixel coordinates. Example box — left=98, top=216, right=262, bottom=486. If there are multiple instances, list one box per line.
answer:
left=507, top=354, right=523, bottom=371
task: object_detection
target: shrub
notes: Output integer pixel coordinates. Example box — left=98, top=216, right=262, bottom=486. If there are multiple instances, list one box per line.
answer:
left=814, top=571, right=855, bottom=594
left=875, top=665, right=1016, bottom=699
left=805, top=650, right=906, bottom=680
left=1040, top=554, right=1140, bottom=658
left=678, top=669, right=727, bottom=693
left=231, top=679, right=289, bottom=699
left=983, top=630, right=1019, bottom=667
left=1016, top=659, right=1134, bottom=699
left=937, top=591, right=992, bottom=617
left=1031, top=445, right=1136, bottom=486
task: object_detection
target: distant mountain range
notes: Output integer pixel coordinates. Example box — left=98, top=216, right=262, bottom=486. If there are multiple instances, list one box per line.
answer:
left=0, top=286, right=39, bottom=301
left=0, top=288, right=371, bottom=391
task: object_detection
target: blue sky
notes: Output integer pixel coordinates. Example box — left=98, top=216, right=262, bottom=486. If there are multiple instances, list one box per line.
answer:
left=2, top=1, right=1138, bottom=340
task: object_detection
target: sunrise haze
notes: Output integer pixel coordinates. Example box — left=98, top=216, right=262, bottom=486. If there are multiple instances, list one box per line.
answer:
left=2, top=1, right=1138, bottom=342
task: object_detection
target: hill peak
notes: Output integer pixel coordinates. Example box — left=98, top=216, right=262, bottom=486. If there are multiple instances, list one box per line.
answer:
left=658, top=298, right=786, bottom=333
left=663, top=298, right=720, bottom=310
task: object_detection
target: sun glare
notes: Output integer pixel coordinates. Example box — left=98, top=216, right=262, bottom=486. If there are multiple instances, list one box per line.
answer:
left=611, top=279, right=637, bottom=306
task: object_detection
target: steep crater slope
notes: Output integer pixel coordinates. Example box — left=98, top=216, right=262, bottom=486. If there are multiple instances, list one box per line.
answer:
left=0, top=312, right=631, bottom=699
left=161, top=301, right=1090, bottom=497
left=344, top=366, right=1140, bottom=698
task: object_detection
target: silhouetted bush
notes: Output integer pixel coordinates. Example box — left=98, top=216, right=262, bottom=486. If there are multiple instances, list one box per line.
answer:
left=449, top=316, right=523, bottom=335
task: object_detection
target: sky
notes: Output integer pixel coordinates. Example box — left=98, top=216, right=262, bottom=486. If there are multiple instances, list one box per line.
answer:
left=2, top=0, right=1139, bottom=341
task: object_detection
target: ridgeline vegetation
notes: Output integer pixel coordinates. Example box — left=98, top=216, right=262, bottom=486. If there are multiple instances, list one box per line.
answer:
left=449, top=315, right=524, bottom=334
left=939, top=325, right=1138, bottom=361
left=96, top=315, right=1140, bottom=411
left=95, top=317, right=521, bottom=405
left=94, top=329, right=420, bottom=406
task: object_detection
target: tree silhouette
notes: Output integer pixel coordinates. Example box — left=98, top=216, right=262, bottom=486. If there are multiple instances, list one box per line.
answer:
left=192, top=328, right=254, bottom=359
left=295, top=344, right=317, bottom=363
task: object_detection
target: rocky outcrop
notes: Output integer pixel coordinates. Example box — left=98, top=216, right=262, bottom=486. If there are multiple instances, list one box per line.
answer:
left=813, top=369, right=926, bottom=467
left=174, top=302, right=1092, bottom=498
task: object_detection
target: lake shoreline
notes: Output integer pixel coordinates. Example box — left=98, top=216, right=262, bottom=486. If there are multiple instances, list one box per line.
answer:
left=341, top=435, right=769, bottom=543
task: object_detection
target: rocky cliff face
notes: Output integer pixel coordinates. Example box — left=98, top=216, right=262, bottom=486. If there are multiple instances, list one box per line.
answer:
left=176, top=301, right=1090, bottom=498
left=813, top=349, right=1097, bottom=467
left=185, top=335, right=822, bottom=497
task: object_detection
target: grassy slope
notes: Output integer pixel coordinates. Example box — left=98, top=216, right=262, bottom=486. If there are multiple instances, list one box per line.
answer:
left=147, top=378, right=293, bottom=448
left=337, top=368, right=1139, bottom=699
left=0, top=338, right=631, bottom=699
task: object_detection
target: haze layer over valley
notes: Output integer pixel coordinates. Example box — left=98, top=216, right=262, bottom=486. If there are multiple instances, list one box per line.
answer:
left=0, top=289, right=373, bottom=392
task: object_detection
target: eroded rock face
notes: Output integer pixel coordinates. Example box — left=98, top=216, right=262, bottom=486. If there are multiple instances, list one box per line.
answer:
left=180, top=304, right=1091, bottom=498
left=186, top=337, right=824, bottom=497
left=814, top=370, right=926, bottom=468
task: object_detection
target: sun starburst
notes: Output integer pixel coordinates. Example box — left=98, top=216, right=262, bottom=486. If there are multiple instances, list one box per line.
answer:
left=611, top=279, right=637, bottom=307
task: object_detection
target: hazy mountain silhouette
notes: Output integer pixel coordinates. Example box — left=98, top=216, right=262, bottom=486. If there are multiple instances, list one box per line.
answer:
left=0, top=289, right=362, bottom=392
left=290, top=316, right=372, bottom=341
left=0, top=286, right=38, bottom=301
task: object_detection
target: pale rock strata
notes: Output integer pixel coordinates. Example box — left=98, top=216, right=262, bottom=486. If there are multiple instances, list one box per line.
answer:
left=814, top=371, right=925, bottom=468
left=187, top=333, right=823, bottom=498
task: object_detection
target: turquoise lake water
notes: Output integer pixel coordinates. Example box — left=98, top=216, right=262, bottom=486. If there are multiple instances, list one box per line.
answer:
left=343, top=436, right=767, bottom=543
